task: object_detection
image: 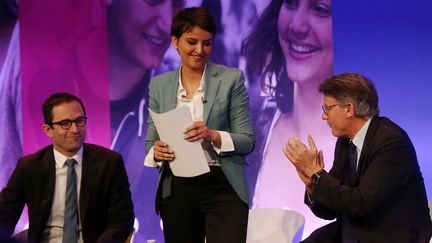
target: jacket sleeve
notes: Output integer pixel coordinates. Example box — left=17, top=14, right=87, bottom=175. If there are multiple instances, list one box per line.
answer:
left=305, top=186, right=338, bottom=220
left=96, top=154, right=135, bottom=243
left=218, top=71, right=255, bottom=157
left=310, top=130, right=418, bottom=219
left=145, top=77, right=160, bottom=154
left=0, top=159, right=26, bottom=236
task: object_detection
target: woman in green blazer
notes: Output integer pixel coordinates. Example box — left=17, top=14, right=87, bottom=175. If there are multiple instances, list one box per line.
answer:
left=144, top=7, right=254, bottom=243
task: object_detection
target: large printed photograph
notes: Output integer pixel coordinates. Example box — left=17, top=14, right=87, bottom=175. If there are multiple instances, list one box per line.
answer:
left=0, top=0, right=431, bottom=242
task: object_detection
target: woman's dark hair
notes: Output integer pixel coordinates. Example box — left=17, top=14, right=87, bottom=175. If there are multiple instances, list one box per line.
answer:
left=242, top=0, right=293, bottom=113
left=171, top=7, right=217, bottom=39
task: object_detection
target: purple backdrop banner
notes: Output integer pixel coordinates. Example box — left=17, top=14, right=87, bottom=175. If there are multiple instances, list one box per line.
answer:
left=0, top=0, right=430, bottom=242
left=20, top=0, right=111, bottom=154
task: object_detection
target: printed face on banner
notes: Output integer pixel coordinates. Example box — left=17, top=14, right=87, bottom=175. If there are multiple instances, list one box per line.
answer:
left=278, top=0, right=333, bottom=84
left=108, top=0, right=185, bottom=69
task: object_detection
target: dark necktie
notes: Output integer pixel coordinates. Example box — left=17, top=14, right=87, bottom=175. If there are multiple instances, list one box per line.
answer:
left=342, top=142, right=359, bottom=243
left=347, top=141, right=358, bottom=186
left=63, top=159, right=78, bottom=243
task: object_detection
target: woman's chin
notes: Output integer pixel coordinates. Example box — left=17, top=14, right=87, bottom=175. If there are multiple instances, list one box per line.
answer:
left=286, top=65, right=332, bottom=85
left=137, top=56, right=163, bottom=70
left=287, top=67, right=313, bottom=84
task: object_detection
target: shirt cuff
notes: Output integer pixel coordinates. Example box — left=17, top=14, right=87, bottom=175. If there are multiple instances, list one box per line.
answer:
left=144, top=146, right=162, bottom=167
left=212, top=131, right=235, bottom=154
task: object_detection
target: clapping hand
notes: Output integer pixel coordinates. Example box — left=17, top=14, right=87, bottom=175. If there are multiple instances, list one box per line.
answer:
left=283, top=135, right=324, bottom=187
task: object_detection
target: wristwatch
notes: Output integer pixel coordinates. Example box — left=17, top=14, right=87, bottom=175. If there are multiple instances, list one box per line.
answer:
left=311, top=169, right=325, bottom=185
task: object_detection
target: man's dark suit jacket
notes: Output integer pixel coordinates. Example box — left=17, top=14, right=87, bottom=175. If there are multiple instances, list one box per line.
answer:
left=307, top=117, right=432, bottom=243
left=0, top=144, right=135, bottom=243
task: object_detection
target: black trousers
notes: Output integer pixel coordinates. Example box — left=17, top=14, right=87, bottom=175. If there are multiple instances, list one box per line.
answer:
left=159, top=167, right=249, bottom=243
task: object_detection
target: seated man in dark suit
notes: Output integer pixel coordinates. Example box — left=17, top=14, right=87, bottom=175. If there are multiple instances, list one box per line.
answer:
left=0, top=92, right=134, bottom=242
left=284, top=73, right=432, bottom=243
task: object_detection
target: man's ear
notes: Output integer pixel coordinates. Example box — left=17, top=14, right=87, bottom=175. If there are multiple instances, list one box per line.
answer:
left=345, top=103, right=355, bottom=118
left=42, top=124, right=53, bottom=138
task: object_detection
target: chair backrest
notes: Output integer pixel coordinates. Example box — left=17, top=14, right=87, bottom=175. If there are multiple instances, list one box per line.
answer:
left=246, top=208, right=305, bottom=243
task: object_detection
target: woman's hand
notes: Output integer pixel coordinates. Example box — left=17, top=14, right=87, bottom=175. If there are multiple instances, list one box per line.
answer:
left=184, top=121, right=212, bottom=141
left=183, top=120, right=221, bottom=148
left=153, top=140, right=175, bottom=161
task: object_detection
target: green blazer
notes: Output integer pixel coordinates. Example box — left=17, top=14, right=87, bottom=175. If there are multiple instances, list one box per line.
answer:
left=145, top=61, right=255, bottom=204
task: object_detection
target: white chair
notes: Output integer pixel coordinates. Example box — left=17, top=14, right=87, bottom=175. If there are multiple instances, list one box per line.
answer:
left=246, top=208, right=305, bottom=243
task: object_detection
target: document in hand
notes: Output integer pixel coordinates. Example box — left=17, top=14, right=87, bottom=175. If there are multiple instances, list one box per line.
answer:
left=149, top=106, right=210, bottom=177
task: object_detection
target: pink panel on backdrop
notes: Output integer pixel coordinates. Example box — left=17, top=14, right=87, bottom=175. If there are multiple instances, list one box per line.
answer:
left=20, top=0, right=110, bottom=154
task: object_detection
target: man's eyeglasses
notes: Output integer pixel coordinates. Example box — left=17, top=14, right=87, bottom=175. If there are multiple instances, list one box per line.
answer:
left=321, top=104, right=339, bottom=115
left=49, top=116, right=87, bottom=130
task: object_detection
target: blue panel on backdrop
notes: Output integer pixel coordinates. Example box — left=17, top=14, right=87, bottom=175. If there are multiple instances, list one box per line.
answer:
left=333, top=0, right=432, bottom=197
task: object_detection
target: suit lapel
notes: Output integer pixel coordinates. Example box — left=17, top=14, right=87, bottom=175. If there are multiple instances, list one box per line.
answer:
left=165, top=70, right=179, bottom=112
left=37, top=148, right=57, bottom=237
left=203, top=62, right=221, bottom=124
left=334, top=138, right=352, bottom=183
left=357, top=116, right=380, bottom=174
left=79, top=144, right=93, bottom=225
left=43, top=148, right=57, bottom=206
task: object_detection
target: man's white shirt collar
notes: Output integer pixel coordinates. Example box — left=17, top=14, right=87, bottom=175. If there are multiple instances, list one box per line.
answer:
left=53, top=146, right=83, bottom=168
left=352, top=118, right=372, bottom=159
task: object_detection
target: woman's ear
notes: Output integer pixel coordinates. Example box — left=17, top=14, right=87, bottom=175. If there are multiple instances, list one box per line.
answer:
left=171, top=36, right=179, bottom=49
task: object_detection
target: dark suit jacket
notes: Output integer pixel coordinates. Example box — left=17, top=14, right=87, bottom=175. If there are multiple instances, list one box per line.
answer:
left=307, top=117, right=432, bottom=243
left=0, top=144, right=135, bottom=243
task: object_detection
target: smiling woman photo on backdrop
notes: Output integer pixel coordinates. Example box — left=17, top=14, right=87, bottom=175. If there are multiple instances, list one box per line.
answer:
left=108, top=0, right=185, bottom=241
left=243, top=0, right=335, bottom=236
